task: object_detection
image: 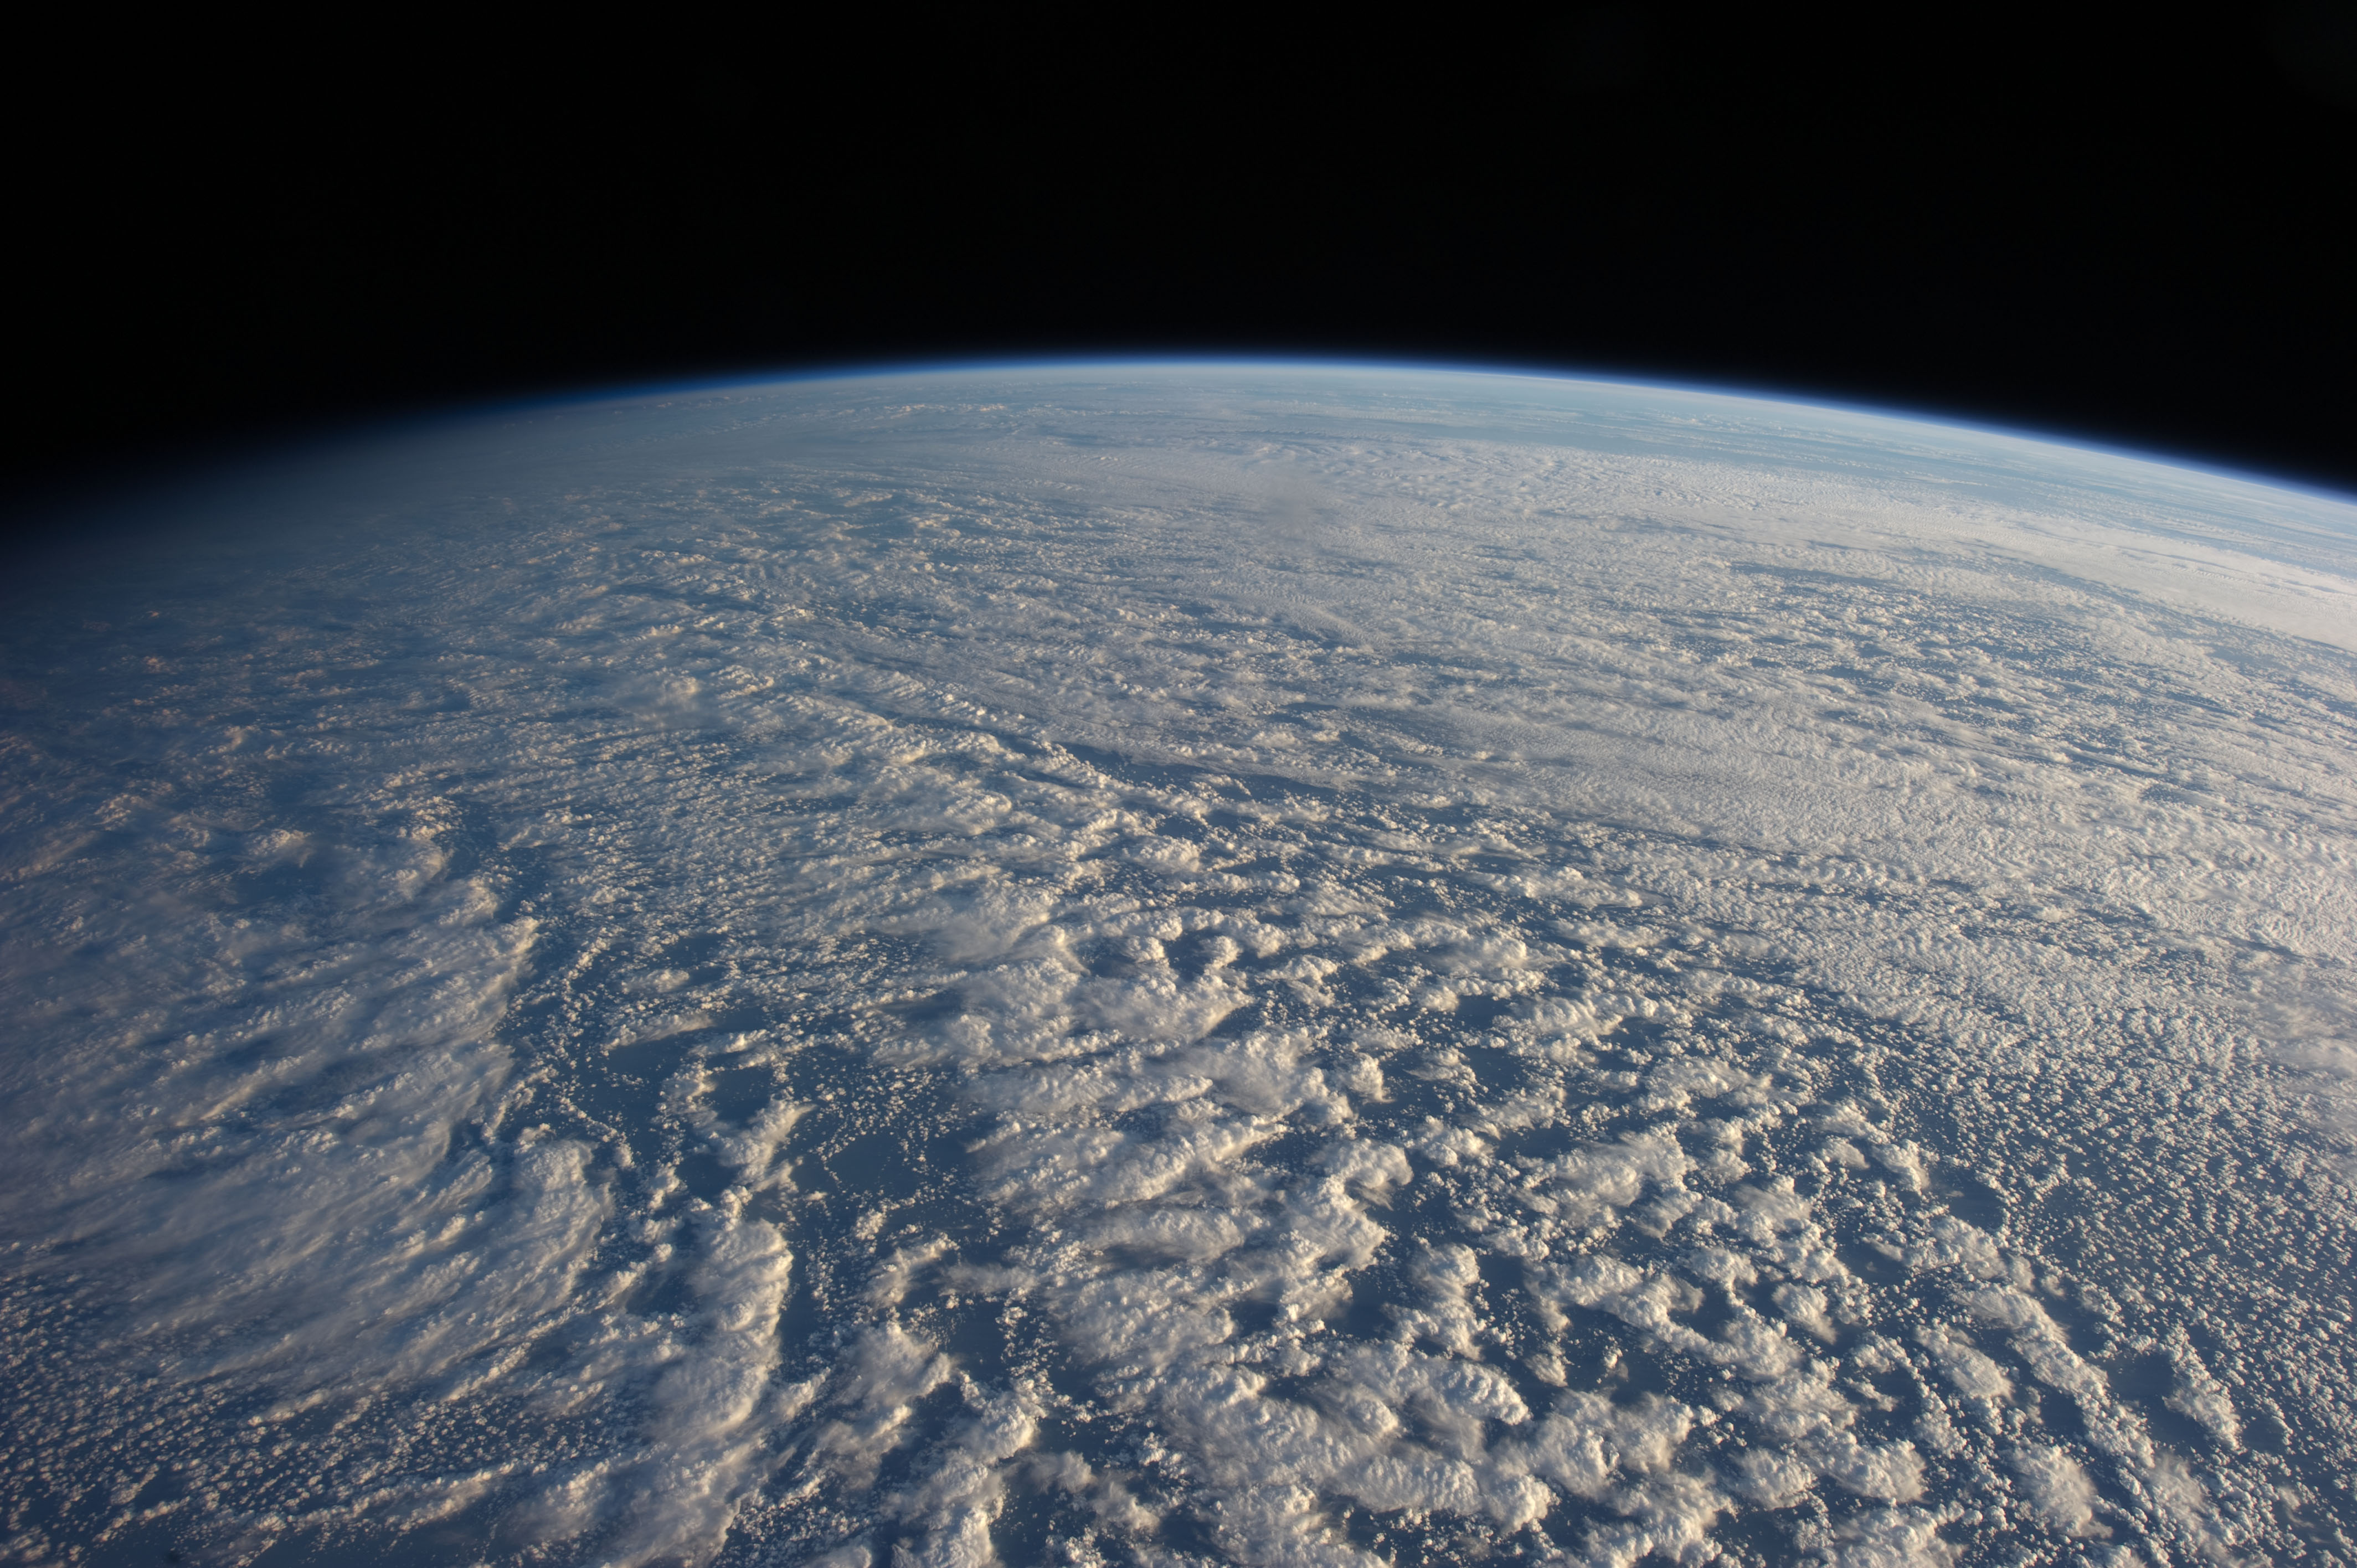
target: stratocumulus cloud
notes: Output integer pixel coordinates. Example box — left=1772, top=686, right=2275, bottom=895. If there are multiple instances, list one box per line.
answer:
left=2, top=367, right=2351, bottom=1565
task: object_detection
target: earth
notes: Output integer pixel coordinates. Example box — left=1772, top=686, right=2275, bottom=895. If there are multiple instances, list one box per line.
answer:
left=3, top=365, right=2354, bottom=1568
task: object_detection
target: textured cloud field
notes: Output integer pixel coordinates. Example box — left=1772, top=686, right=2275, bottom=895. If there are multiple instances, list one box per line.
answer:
left=3, top=368, right=2353, bottom=1566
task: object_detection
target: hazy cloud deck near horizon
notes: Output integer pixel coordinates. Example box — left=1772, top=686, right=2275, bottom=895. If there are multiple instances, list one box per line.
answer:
left=4, top=367, right=2354, bottom=1566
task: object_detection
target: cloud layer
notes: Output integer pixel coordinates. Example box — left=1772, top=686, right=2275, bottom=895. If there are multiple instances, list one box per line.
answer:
left=2, top=367, right=2352, bottom=1565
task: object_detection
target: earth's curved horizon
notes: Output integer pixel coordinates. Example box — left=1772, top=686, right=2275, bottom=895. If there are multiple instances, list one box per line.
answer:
left=3, top=363, right=2353, bottom=1567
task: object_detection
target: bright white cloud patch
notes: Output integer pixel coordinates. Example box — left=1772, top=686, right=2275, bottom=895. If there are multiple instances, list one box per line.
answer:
left=2, top=367, right=2353, bottom=1566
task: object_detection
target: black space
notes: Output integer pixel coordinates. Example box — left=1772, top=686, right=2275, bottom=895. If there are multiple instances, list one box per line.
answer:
left=9, top=9, right=2355, bottom=512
